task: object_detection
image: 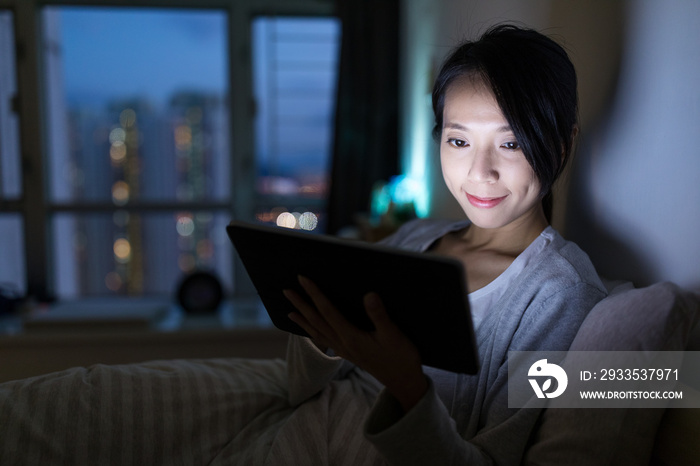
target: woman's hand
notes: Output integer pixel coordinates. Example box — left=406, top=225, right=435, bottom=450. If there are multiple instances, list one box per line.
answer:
left=283, top=276, right=428, bottom=412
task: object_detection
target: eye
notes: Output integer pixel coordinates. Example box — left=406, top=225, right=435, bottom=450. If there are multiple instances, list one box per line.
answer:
left=502, top=141, right=521, bottom=151
left=447, top=138, right=468, bottom=148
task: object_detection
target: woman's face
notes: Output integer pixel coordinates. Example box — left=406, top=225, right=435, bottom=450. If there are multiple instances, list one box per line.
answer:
left=440, top=77, right=544, bottom=231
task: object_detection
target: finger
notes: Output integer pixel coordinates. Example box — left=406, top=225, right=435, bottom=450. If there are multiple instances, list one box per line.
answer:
left=297, top=276, right=337, bottom=313
left=283, top=291, right=333, bottom=347
left=287, top=311, right=329, bottom=345
left=298, top=276, right=357, bottom=332
left=283, top=288, right=315, bottom=315
left=283, top=288, right=338, bottom=341
left=287, top=311, right=332, bottom=352
left=363, top=292, right=398, bottom=334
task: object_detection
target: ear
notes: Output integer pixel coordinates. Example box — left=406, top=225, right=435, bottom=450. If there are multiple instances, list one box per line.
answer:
left=571, top=125, right=580, bottom=143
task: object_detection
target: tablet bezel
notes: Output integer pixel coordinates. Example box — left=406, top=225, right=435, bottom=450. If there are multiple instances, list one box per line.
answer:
left=226, top=220, right=478, bottom=374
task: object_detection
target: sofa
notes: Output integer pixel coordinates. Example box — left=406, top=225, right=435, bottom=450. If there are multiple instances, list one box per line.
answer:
left=526, top=280, right=700, bottom=465
left=0, top=280, right=698, bottom=465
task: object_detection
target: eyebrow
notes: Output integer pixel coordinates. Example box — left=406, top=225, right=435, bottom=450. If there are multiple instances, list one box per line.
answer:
left=444, top=122, right=513, bottom=133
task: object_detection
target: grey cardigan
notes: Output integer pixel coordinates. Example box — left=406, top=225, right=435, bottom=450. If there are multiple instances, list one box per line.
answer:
left=288, top=219, right=607, bottom=465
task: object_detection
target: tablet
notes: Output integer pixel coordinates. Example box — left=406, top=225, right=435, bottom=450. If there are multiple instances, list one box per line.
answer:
left=226, top=221, right=478, bottom=374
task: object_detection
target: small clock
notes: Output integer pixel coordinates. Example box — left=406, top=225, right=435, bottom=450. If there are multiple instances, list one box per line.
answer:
left=176, top=270, right=224, bottom=314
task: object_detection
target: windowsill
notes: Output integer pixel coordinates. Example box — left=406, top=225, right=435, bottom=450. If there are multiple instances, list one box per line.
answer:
left=0, top=297, right=289, bottom=383
left=0, top=296, right=275, bottom=337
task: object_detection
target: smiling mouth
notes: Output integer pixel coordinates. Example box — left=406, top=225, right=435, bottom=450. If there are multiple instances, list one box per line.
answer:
left=466, top=193, right=507, bottom=208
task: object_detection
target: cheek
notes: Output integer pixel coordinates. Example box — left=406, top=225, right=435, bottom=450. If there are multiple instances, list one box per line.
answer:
left=439, top=152, right=452, bottom=183
left=526, top=169, right=543, bottom=197
left=506, top=162, right=541, bottom=196
left=440, top=156, right=462, bottom=192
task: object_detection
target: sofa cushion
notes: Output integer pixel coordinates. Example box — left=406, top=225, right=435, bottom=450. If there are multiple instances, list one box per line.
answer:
left=524, top=281, right=699, bottom=466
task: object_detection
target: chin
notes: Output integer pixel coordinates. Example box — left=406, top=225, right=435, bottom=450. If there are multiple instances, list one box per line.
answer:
left=470, top=219, right=509, bottom=230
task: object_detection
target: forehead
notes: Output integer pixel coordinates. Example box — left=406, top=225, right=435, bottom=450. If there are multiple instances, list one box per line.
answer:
left=443, top=76, right=506, bottom=124
left=446, top=73, right=492, bottom=95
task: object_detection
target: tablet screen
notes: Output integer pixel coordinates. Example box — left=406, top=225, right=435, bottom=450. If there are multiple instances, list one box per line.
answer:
left=227, top=221, right=478, bottom=374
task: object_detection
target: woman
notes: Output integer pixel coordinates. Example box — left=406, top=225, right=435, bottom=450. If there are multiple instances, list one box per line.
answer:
left=0, top=24, right=606, bottom=466
left=283, top=24, right=607, bottom=465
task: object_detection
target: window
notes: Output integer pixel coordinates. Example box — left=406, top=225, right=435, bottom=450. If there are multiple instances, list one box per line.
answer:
left=44, top=6, right=232, bottom=297
left=0, top=9, right=25, bottom=295
left=252, top=17, right=341, bottom=232
left=0, top=1, right=338, bottom=304
left=0, top=9, right=21, bottom=201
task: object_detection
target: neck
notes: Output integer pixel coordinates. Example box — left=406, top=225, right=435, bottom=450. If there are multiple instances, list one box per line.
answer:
left=462, top=206, right=549, bottom=256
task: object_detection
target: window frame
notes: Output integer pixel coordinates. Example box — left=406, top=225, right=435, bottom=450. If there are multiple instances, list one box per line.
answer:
left=0, top=0, right=335, bottom=299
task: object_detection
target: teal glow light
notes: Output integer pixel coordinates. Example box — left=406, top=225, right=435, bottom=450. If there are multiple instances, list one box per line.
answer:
left=400, top=43, right=435, bottom=218
left=370, top=181, right=391, bottom=220
left=398, top=6, right=443, bottom=219
left=388, top=175, right=417, bottom=204
left=369, top=175, right=424, bottom=224
left=401, top=94, right=433, bottom=218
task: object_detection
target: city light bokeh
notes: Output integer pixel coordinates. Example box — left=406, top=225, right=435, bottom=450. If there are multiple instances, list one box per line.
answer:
left=0, top=7, right=339, bottom=298
left=251, top=16, right=340, bottom=234
left=36, top=9, right=339, bottom=297
left=270, top=210, right=319, bottom=230
left=45, top=7, right=232, bottom=296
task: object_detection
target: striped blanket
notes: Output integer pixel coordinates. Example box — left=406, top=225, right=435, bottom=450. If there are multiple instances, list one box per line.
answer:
left=0, top=357, right=386, bottom=465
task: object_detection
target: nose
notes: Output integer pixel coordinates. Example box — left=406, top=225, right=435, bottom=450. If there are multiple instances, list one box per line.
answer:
left=468, top=147, right=498, bottom=183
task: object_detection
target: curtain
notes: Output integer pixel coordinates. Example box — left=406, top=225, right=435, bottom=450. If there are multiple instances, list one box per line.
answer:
left=326, top=0, right=400, bottom=234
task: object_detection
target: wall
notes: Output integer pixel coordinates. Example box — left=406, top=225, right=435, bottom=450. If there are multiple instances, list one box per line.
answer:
left=566, top=1, right=700, bottom=290
left=400, top=0, right=699, bottom=290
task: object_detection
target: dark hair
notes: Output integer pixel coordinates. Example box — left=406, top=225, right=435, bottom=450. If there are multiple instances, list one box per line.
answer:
left=432, top=24, right=578, bottom=220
